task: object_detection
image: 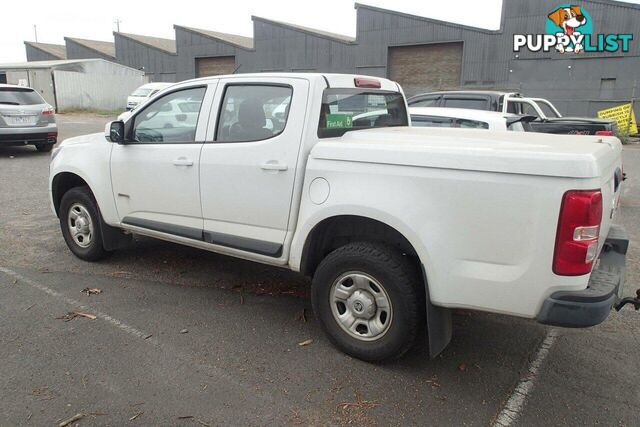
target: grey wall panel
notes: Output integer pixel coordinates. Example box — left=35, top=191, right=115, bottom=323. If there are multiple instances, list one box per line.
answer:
left=66, top=40, right=113, bottom=61
left=114, top=34, right=177, bottom=82
left=25, top=45, right=58, bottom=62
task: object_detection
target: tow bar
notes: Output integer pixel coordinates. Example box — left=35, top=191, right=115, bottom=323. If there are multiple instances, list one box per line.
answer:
left=615, top=289, right=640, bottom=311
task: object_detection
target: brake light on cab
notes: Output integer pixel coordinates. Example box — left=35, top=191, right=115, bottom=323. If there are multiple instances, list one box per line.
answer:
left=595, top=130, right=613, bottom=136
left=354, top=77, right=381, bottom=88
left=553, top=190, right=603, bottom=276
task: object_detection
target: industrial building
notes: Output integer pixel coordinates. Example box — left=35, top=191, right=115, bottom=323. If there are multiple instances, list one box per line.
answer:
left=0, top=59, right=145, bottom=112
left=21, top=0, right=640, bottom=118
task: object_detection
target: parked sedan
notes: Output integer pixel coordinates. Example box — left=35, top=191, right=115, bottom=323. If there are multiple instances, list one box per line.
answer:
left=409, top=107, right=531, bottom=131
left=0, top=84, right=57, bottom=152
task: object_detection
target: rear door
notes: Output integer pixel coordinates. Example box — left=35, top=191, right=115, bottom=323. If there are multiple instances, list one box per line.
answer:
left=199, top=77, right=309, bottom=258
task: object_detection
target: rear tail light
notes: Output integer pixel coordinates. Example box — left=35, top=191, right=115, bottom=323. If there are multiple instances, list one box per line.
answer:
left=553, top=190, right=602, bottom=276
left=354, top=77, right=381, bottom=88
left=42, top=106, right=55, bottom=115
left=595, top=130, right=613, bottom=136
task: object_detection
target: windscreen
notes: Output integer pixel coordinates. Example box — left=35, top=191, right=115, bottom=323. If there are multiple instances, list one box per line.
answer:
left=131, top=88, right=154, bottom=97
left=318, top=89, right=408, bottom=138
left=0, top=87, right=44, bottom=105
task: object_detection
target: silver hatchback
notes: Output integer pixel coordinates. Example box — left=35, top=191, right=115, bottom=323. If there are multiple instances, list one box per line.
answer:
left=0, top=84, right=58, bottom=152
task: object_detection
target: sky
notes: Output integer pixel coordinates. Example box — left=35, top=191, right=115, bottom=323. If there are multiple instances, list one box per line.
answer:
left=2, top=0, right=639, bottom=63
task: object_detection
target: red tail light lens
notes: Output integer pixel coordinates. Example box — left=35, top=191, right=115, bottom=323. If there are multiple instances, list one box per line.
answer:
left=595, top=130, right=613, bottom=136
left=553, top=190, right=602, bottom=276
left=42, top=106, right=55, bottom=115
left=354, top=77, right=381, bottom=88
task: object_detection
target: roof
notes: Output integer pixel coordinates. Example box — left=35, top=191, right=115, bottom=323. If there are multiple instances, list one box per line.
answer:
left=354, top=2, right=500, bottom=34
left=251, top=16, right=356, bottom=44
left=114, top=32, right=177, bottom=54
left=64, top=37, right=116, bottom=58
left=0, top=83, right=33, bottom=89
left=409, top=107, right=516, bottom=121
left=24, top=41, right=66, bottom=59
left=174, top=25, right=254, bottom=50
left=0, top=59, right=102, bottom=69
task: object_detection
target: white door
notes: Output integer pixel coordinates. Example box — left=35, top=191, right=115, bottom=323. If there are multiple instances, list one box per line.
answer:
left=111, top=84, right=212, bottom=238
left=199, top=77, right=309, bottom=257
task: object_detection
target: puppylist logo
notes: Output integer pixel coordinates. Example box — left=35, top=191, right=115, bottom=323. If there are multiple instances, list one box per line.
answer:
left=513, top=4, right=633, bottom=54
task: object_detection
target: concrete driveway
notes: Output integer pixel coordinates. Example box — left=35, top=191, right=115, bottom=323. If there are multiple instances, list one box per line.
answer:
left=0, top=113, right=638, bottom=426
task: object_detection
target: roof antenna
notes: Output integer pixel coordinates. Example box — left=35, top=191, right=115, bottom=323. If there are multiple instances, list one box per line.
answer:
left=33, top=25, right=38, bottom=42
left=114, top=18, right=122, bottom=32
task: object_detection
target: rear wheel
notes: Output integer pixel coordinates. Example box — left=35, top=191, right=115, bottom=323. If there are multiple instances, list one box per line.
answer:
left=311, top=242, right=424, bottom=362
left=59, top=186, right=109, bottom=261
left=35, top=143, right=54, bottom=152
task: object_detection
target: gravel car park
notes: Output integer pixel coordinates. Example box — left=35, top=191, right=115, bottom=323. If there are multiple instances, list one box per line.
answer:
left=1, top=111, right=639, bottom=426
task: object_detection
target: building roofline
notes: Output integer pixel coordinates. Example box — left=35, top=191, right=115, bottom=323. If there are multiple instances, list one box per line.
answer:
left=354, top=2, right=502, bottom=34
left=64, top=37, right=116, bottom=58
left=23, top=41, right=67, bottom=59
left=251, top=16, right=356, bottom=44
left=113, top=32, right=177, bottom=55
left=174, top=25, right=254, bottom=50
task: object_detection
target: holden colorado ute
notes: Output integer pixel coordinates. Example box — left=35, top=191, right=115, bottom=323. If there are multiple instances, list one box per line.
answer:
left=49, top=73, right=633, bottom=362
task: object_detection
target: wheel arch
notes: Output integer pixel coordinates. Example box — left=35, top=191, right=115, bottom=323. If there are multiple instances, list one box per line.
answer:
left=51, top=172, right=91, bottom=217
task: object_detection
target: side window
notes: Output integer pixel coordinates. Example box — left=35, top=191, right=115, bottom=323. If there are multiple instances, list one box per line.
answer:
left=216, top=85, right=292, bottom=143
left=132, top=87, right=206, bottom=143
left=442, top=97, right=488, bottom=110
left=411, top=115, right=455, bottom=128
left=455, top=119, right=489, bottom=129
left=409, top=96, right=440, bottom=107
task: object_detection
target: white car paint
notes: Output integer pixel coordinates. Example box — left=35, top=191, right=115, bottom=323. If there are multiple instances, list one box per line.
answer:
left=50, top=73, right=622, bottom=322
left=125, top=82, right=174, bottom=111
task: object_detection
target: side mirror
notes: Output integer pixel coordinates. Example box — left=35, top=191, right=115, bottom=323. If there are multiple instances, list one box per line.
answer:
left=105, top=120, right=125, bottom=143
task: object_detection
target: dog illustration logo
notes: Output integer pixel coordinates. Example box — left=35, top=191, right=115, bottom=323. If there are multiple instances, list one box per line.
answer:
left=547, top=5, right=587, bottom=52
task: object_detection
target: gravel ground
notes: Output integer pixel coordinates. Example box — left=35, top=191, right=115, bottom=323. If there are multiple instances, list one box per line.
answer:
left=0, top=113, right=638, bottom=426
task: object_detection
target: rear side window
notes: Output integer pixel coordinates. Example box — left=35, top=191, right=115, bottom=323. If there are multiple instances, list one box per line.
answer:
left=408, top=96, right=440, bottom=107
left=216, top=84, right=292, bottom=143
left=442, top=97, right=488, bottom=110
left=0, top=87, right=45, bottom=105
left=318, top=89, right=408, bottom=138
left=412, top=115, right=455, bottom=128
left=456, top=119, right=489, bottom=129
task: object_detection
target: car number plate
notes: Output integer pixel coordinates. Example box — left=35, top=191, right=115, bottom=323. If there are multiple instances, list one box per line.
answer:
left=5, top=115, right=37, bottom=126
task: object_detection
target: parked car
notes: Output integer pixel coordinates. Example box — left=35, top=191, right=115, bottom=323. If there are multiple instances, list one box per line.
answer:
left=50, top=73, right=628, bottom=362
left=409, top=107, right=533, bottom=131
left=0, top=84, right=57, bottom=152
left=126, top=82, right=174, bottom=111
left=407, top=90, right=617, bottom=136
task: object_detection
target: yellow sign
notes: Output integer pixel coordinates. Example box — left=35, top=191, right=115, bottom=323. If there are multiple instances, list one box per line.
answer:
left=597, top=103, right=638, bottom=135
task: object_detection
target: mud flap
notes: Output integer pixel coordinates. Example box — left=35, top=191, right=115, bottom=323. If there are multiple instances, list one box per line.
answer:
left=422, top=265, right=452, bottom=358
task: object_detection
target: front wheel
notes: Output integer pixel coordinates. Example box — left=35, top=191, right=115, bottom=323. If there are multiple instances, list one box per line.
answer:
left=59, top=186, right=109, bottom=261
left=311, top=242, right=424, bottom=362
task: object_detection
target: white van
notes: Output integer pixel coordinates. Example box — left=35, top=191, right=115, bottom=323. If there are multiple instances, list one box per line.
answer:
left=126, top=82, right=173, bottom=110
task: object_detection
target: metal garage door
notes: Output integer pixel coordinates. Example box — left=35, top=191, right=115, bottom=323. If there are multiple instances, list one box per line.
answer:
left=388, top=42, right=463, bottom=97
left=195, top=56, right=236, bottom=78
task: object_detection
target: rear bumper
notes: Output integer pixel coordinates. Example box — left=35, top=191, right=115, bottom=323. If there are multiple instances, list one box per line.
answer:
left=0, top=123, right=57, bottom=145
left=537, top=225, right=629, bottom=327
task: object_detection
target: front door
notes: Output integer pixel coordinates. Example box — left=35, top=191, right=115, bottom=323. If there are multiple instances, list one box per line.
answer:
left=199, top=77, right=309, bottom=258
left=111, top=85, right=210, bottom=238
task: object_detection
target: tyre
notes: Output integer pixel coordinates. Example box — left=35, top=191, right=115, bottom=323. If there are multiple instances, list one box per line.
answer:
left=311, top=242, right=424, bottom=362
left=35, top=143, right=54, bottom=152
left=59, top=186, right=110, bottom=261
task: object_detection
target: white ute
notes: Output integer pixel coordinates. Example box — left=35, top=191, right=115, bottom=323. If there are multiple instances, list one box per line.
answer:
left=50, top=73, right=630, bottom=361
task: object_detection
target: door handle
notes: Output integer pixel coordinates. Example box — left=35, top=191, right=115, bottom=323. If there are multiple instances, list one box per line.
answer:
left=260, top=161, right=288, bottom=172
left=173, top=157, right=194, bottom=167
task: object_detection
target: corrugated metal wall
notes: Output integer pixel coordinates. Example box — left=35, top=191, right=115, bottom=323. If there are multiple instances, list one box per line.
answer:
left=25, top=46, right=59, bottom=62
left=53, top=66, right=145, bottom=111
left=114, top=35, right=177, bottom=82
left=66, top=40, right=114, bottom=61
